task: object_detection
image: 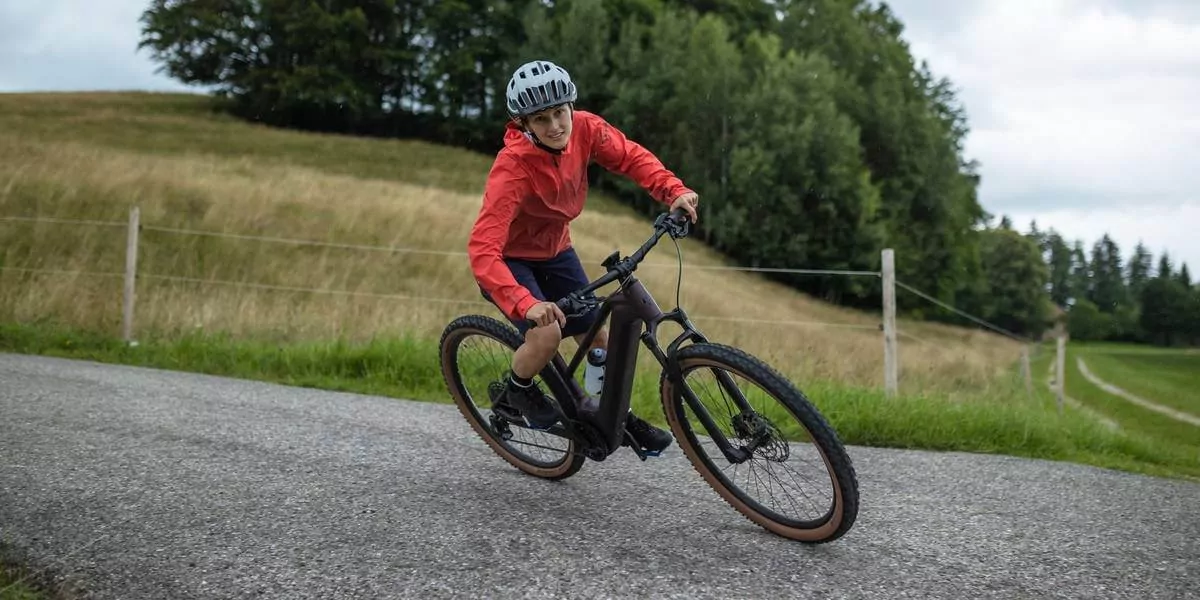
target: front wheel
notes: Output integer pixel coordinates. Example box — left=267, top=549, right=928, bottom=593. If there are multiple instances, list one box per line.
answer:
left=660, top=342, right=859, bottom=543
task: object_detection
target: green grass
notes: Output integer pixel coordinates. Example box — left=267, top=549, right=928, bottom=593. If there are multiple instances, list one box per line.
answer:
left=4, top=321, right=1197, bottom=480
left=0, top=92, right=637, bottom=216
left=0, top=92, right=491, bottom=195
left=0, top=565, right=46, bottom=600
left=1056, top=344, right=1199, bottom=473
left=1073, top=343, right=1200, bottom=415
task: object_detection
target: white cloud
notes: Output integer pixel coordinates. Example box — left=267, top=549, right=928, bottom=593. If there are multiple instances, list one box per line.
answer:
left=0, top=0, right=191, bottom=92
left=886, top=0, right=1200, bottom=273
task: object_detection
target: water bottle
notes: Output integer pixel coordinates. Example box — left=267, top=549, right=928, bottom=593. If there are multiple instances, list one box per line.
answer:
left=584, top=348, right=607, bottom=396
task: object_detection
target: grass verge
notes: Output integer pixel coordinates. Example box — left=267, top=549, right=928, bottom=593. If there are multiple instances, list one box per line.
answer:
left=0, top=560, right=49, bottom=600
left=0, top=573, right=42, bottom=600
left=3, top=321, right=1196, bottom=480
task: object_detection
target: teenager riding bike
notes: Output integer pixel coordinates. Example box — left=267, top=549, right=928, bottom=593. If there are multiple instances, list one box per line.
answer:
left=467, top=59, right=700, bottom=455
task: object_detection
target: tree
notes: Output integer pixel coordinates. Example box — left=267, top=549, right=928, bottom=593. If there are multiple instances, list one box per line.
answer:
left=1157, top=252, right=1173, bottom=280
left=1140, top=277, right=1191, bottom=346
left=1126, top=241, right=1153, bottom=301
left=518, top=0, right=614, bottom=113
left=141, top=0, right=412, bottom=130
left=1188, top=287, right=1200, bottom=346
left=774, top=0, right=986, bottom=310
left=972, top=226, right=1051, bottom=336
left=1087, top=234, right=1127, bottom=313
left=1068, top=240, right=1090, bottom=306
left=718, top=33, right=884, bottom=302
left=1068, top=299, right=1112, bottom=342
left=1178, top=262, right=1192, bottom=287
left=604, top=6, right=746, bottom=233
left=1045, top=231, right=1074, bottom=307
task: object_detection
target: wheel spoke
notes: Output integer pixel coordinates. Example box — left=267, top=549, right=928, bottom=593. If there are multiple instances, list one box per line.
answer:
left=440, top=316, right=583, bottom=481
left=665, top=343, right=859, bottom=543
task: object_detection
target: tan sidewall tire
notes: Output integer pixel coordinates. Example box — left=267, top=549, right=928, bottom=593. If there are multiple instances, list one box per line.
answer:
left=660, top=345, right=857, bottom=543
left=439, top=316, right=583, bottom=480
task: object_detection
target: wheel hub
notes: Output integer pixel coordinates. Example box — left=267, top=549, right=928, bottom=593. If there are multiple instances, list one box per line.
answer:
left=732, top=411, right=790, bottom=462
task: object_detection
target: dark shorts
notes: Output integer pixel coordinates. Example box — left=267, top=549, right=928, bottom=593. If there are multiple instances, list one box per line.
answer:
left=480, top=247, right=601, bottom=338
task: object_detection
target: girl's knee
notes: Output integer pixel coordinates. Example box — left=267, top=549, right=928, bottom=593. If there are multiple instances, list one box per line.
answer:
left=526, top=323, right=562, bottom=354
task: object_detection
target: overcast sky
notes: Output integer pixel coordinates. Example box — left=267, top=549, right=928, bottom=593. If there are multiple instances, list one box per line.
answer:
left=2, top=0, right=1198, bottom=275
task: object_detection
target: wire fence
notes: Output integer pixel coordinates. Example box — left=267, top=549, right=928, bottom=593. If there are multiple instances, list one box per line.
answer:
left=2, top=210, right=1041, bottom=397
left=894, top=280, right=1032, bottom=344
left=1, top=213, right=886, bottom=328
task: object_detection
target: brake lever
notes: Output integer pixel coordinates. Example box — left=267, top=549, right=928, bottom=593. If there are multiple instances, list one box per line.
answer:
left=656, top=210, right=691, bottom=239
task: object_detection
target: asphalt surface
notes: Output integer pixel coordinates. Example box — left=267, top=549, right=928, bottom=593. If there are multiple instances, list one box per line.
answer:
left=1, top=353, right=1197, bottom=599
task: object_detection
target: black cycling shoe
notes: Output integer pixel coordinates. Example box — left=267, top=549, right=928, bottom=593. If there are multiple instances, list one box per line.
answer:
left=488, top=375, right=559, bottom=430
left=624, top=413, right=674, bottom=454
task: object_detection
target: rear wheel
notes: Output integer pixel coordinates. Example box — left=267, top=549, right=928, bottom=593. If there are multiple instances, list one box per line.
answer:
left=660, top=342, right=859, bottom=543
left=439, top=314, right=585, bottom=480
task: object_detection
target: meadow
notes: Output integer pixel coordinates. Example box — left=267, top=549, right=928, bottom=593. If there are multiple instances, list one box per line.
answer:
left=1072, top=342, right=1200, bottom=416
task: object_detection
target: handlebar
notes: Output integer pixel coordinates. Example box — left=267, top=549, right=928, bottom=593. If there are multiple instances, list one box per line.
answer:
left=522, top=207, right=691, bottom=329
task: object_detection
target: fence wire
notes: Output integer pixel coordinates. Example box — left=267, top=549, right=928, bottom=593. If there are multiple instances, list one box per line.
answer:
left=894, top=279, right=1031, bottom=344
left=5, top=215, right=883, bottom=279
left=139, top=223, right=877, bottom=277
left=0, top=266, right=124, bottom=279
left=642, top=263, right=880, bottom=277
left=5, top=214, right=1034, bottom=347
left=0, top=216, right=125, bottom=228
left=140, top=225, right=468, bottom=257
left=139, top=273, right=496, bottom=306
left=2, top=263, right=881, bottom=330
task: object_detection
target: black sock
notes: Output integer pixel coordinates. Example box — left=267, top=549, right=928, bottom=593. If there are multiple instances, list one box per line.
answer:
left=509, top=373, right=533, bottom=388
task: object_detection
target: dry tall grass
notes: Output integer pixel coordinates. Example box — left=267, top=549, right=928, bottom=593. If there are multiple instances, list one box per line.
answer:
left=0, top=92, right=1023, bottom=397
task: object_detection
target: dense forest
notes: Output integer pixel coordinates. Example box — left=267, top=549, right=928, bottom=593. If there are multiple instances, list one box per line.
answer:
left=137, top=0, right=1200, bottom=345
left=1029, top=223, right=1198, bottom=346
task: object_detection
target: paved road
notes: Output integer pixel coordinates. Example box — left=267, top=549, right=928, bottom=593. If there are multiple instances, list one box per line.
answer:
left=1, top=354, right=1197, bottom=599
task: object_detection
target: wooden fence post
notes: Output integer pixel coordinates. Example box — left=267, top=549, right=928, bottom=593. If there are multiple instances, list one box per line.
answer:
left=122, top=206, right=140, bottom=344
left=1021, top=345, right=1034, bottom=398
left=882, top=248, right=897, bottom=397
left=1055, top=335, right=1066, bottom=414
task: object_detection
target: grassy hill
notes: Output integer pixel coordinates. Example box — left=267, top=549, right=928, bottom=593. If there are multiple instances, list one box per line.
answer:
left=0, top=91, right=1018, bottom=393
left=2, top=91, right=1195, bottom=479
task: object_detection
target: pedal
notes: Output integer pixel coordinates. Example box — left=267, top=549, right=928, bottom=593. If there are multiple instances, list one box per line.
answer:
left=622, top=431, right=661, bottom=461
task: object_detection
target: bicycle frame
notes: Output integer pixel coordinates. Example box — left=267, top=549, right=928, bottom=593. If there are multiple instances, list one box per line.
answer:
left=540, top=264, right=759, bottom=464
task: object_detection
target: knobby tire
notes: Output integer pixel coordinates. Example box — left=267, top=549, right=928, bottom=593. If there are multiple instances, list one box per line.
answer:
left=439, top=314, right=585, bottom=481
left=660, top=342, right=860, bottom=543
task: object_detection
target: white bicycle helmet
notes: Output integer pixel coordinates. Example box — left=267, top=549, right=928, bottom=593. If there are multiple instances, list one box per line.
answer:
left=505, top=60, right=578, bottom=118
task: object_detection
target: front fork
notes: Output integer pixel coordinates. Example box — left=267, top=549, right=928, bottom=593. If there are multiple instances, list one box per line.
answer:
left=662, top=322, right=759, bottom=465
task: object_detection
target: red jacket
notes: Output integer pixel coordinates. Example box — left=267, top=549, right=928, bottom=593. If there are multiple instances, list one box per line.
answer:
left=468, top=110, right=693, bottom=321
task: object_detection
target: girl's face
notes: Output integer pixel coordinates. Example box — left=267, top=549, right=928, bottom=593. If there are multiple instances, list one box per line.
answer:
left=523, top=104, right=573, bottom=150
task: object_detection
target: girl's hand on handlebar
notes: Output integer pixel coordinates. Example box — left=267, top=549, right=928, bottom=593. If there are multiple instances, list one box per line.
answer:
left=525, top=301, right=566, bottom=328
left=669, top=192, right=699, bottom=223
